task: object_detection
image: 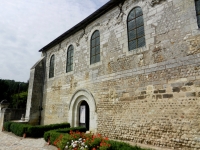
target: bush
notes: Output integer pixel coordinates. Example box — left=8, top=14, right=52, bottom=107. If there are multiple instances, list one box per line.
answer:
left=44, top=126, right=87, bottom=143
left=3, top=121, right=13, bottom=132
left=10, top=122, right=31, bottom=137
left=4, top=122, right=70, bottom=138
left=108, top=140, right=143, bottom=150
left=27, top=122, right=70, bottom=137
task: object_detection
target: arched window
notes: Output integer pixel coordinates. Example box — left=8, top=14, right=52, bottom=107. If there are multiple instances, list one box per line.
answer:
left=127, top=7, right=145, bottom=51
left=49, top=55, right=55, bottom=78
left=195, top=0, right=200, bottom=28
left=90, top=30, right=100, bottom=64
left=66, top=45, right=74, bottom=72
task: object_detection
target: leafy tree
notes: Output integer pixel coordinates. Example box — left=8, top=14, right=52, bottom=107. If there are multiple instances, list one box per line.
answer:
left=0, top=79, right=28, bottom=108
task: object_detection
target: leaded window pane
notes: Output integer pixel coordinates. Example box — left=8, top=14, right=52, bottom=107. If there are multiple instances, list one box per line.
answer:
left=196, top=0, right=200, bottom=28
left=92, top=39, right=95, bottom=47
left=196, top=0, right=200, bottom=14
left=127, top=7, right=145, bottom=51
left=129, top=30, right=136, bottom=40
left=137, top=26, right=145, bottom=37
left=96, top=45, right=100, bottom=54
left=198, top=15, right=200, bottom=27
left=91, top=48, right=96, bottom=55
left=66, top=45, right=74, bottom=73
left=128, top=20, right=136, bottom=30
left=128, top=10, right=135, bottom=21
left=136, top=16, right=144, bottom=27
left=138, top=37, right=145, bottom=47
left=96, top=37, right=100, bottom=45
left=129, top=40, right=137, bottom=50
left=96, top=54, right=100, bottom=62
left=91, top=56, right=95, bottom=64
left=90, top=30, right=100, bottom=64
left=135, top=7, right=143, bottom=17
left=96, top=31, right=100, bottom=37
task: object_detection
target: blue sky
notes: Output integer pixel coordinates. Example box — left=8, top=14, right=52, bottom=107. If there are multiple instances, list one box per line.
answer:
left=0, top=0, right=109, bottom=82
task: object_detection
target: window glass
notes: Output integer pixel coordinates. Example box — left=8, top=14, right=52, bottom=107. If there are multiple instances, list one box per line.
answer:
left=90, top=30, right=100, bottom=64
left=127, top=7, right=145, bottom=51
left=49, top=55, right=55, bottom=78
left=66, top=45, right=74, bottom=72
left=195, top=0, right=200, bottom=28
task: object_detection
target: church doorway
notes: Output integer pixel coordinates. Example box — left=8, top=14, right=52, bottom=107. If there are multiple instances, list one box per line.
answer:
left=79, top=100, right=90, bottom=130
left=69, top=89, right=97, bottom=133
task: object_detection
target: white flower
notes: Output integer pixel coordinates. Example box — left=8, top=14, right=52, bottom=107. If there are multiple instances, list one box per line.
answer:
left=81, top=142, right=85, bottom=146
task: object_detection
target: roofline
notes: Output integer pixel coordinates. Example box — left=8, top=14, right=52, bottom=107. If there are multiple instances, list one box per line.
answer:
left=39, top=0, right=124, bottom=52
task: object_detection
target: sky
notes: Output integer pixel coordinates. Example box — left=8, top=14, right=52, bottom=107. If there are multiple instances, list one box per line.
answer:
left=0, top=0, right=109, bottom=82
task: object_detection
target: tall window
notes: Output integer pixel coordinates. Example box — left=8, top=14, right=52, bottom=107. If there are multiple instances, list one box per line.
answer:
left=66, top=45, right=74, bottom=72
left=49, top=55, right=55, bottom=78
left=195, top=0, right=200, bottom=28
left=90, top=30, right=100, bottom=64
left=127, top=7, right=145, bottom=51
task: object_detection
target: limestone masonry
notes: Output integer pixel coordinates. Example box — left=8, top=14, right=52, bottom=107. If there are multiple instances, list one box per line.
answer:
left=26, top=0, right=200, bottom=149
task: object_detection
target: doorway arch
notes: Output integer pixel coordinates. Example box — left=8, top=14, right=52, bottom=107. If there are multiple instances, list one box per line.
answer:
left=68, top=89, right=97, bottom=133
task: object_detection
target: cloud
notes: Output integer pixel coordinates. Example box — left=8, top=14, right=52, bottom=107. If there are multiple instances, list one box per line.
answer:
left=0, top=0, right=109, bottom=82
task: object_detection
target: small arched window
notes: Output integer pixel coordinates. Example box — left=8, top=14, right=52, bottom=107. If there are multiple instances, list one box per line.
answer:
left=195, top=0, right=200, bottom=28
left=49, top=55, right=55, bottom=78
left=90, top=30, right=100, bottom=64
left=127, top=7, right=145, bottom=51
left=66, top=45, right=74, bottom=73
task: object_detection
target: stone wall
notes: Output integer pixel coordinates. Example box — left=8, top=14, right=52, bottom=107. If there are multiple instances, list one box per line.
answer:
left=29, top=0, right=200, bottom=149
left=26, top=57, right=45, bottom=125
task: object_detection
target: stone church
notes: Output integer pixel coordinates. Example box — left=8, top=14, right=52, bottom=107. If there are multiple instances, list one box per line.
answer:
left=25, top=0, right=200, bottom=149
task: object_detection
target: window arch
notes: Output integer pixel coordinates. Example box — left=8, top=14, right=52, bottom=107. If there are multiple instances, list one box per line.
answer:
left=90, top=30, right=100, bottom=64
left=195, top=0, right=200, bottom=28
left=127, top=7, right=145, bottom=51
left=49, top=55, right=55, bottom=78
left=66, top=45, right=74, bottom=73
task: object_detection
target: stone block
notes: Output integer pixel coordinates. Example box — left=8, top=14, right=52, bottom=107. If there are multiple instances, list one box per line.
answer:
left=163, top=94, right=173, bottom=98
left=173, top=87, right=180, bottom=92
left=186, top=92, right=196, bottom=97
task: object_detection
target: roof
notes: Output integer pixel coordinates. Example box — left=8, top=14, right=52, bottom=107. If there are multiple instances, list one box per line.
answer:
left=39, top=0, right=124, bottom=52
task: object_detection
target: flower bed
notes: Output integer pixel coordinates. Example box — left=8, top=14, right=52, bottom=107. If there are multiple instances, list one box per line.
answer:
left=51, top=130, right=147, bottom=150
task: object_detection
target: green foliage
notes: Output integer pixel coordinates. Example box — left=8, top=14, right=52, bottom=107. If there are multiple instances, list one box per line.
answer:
left=3, top=121, right=13, bottom=132
left=11, top=91, right=28, bottom=108
left=107, top=140, right=143, bottom=150
left=4, top=122, right=71, bottom=138
left=27, top=122, right=70, bottom=138
left=10, top=122, right=31, bottom=137
left=55, top=134, right=72, bottom=150
left=43, top=127, right=87, bottom=142
left=0, top=79, right=28, bottom=108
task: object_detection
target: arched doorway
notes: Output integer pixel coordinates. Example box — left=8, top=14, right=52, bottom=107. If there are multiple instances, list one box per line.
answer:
left=79, top=101, right=90, bottom=130
left=68, top=89, right=97, bottom=133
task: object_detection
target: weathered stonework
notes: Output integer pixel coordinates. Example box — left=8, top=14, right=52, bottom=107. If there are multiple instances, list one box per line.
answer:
left=26, top=0, right=200, bottom=149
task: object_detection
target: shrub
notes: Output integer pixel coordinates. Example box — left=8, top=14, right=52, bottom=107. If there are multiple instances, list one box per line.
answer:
left=27, top=122, right=70, bottom=137
left=107, top=140, right=143, bottom=150
left=10, top=122, right=31, bottom=137
left=3, top=121, right=13, bottom=132
left=4, top=122, right=70, bottom=138
left=44, top=126, right=87, bottom=142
